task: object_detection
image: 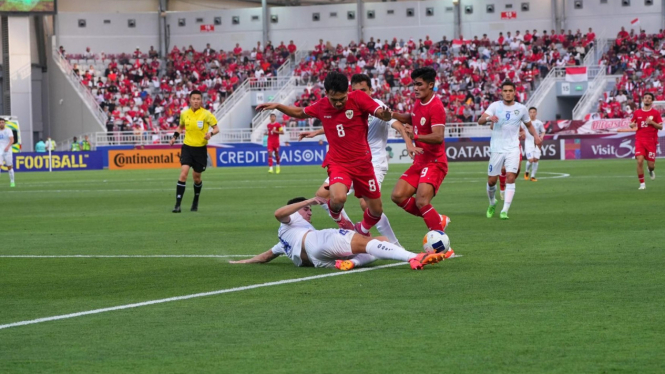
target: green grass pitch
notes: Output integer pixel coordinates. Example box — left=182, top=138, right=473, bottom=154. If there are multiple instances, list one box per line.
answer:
left=1, top=159, right=664, bottom=373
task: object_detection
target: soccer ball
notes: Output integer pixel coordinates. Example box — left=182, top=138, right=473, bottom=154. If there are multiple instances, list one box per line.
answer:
left=423, top=230, right=451, bottom=254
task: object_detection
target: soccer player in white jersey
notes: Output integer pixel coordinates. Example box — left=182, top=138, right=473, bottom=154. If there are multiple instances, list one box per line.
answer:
left=0, top=118, right=16, bottom=187
left=523, top=107, right=546, bottom=182
left=478, top=81, right=542, bottom=220
left=229, top=197, right=444, bottom=270
left=300, top=74, right=416, bottom=247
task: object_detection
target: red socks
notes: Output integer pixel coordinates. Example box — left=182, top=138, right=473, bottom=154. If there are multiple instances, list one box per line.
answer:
left=638, top=174, right=645, bottom=184
left=268, top=157, right=273, bottom=167
left=419, top=204, right=443, bottom=231
left=499, top=173, right=507, bottom=191
left=397, top=197, right=422, bottom=217
left=327, top=199, right=342, bottom=222
left=360, top=209, right=381, bottom=232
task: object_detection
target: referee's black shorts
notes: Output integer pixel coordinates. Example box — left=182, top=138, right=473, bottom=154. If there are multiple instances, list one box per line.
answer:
left=180, top=144, right=208, bottom=173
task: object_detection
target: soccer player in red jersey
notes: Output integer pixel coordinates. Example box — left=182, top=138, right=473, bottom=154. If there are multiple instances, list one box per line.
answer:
left=390, top=67, right=450, bottom=232
left=265, top=113, right=284, bottom=174
left=618, top=93, right=663, bottom=189
left=256, top=72, right=392, bottom=235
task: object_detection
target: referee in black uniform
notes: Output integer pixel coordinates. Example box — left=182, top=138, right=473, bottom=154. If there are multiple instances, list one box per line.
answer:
left=169, top=90, right=219, bottom=212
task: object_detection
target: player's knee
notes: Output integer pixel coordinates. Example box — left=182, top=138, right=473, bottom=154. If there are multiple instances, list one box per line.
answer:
left=390, top=190, right=406, bottom=205
left=415, top=196, right=431, bottom=209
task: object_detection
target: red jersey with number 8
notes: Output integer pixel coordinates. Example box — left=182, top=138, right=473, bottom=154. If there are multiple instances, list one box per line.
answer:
left=304, top=90, right=380, bottom=168
left=412, top=95, right=447, bottom=166
left=632, top=108, right=663, bottom=145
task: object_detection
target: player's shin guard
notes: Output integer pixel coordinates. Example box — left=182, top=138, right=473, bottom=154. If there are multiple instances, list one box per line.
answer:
left=525, top=161, right=532, bottom=173
left=499, top=174, right=506, bottom=191
left=327, top=199, right=343, bottom=222
left=268, top=156, right=273, bottom=167
left=359, top=209, right=381, bottom=233
left=487, top=183, right=497, bottom=205
left=175, top=181, right=186, bottom=207
left=502, top=183, right=515, bottom=213
left=375, top=213, right=399, bottom=245
left=365, top=239, right=416, bottom=262
left=638, top=174, right=645, bottom=184
left=8, top=169, right=14, bottom=183
left=419, top=204, right=443, bottom=231
left=397, top=197, right=422, bottom=217
left=531, top=162, right=539, bottom=178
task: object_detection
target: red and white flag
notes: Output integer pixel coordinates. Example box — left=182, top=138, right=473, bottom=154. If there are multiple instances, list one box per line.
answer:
left=565, top=66, right=588, bottom=82
left=630, top=18, right=640, bottom=26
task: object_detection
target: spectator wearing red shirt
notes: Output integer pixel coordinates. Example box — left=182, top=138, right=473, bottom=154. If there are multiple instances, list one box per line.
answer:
left=287, top=40, right=297, bottom=54
left=233, top=43, right=242, bottom=57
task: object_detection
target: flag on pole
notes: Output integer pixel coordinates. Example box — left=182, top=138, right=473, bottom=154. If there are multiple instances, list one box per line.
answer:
left=565, top=67, right=588, bottom=82
left=630, top=18, right=640, bottom=26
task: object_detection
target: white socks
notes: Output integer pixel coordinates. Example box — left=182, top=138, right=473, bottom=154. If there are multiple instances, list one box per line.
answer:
left=350, top=253, right=377, bottom=267
left=525, top=161, right=532, bottom=173
left=365, top=239, right=416, bottom=262
left=8, top=169, right=14, bottom=183
left=502, top=183, right=515, bottom=213
left=375, top=213, right=400, bottom=245
left=531, top=162, right=539, bottom=178
left=487, top=183, right=497, bottom=206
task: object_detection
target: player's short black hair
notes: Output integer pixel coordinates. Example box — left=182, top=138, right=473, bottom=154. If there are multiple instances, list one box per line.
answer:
left=529, top=107, right=537, bottom=111
left=351, top=73, right=372, bottom=88
left=411, top=67, right=436, bottom=83
left=288, top=197, right=307, bottom=205
left=644, top=92, right=655, bottom=100
left=501, top=81, right=516, bottom=90
left=323, top=72, right=349, bottom=94
left=189, top=90, right=203, bottom=98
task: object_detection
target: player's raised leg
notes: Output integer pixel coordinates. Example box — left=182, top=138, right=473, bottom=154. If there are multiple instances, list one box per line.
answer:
left=315, top=180, right=354, bottom=229
left=359, top=198, right=400, bottom=245
left=391, top=179, right=422, bottom=217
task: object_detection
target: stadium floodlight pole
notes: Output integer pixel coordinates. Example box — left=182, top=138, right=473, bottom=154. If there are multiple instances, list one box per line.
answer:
left=262, top=0, right=268, bottom=47
left=48, top=147, right=52, bottom=172
left=453, top=0, right=461, bottom=39
left=357, top=0, right=363, bottom=44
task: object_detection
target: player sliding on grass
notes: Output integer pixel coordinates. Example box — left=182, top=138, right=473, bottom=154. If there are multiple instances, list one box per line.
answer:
left=389, top=67, right=450, bottom=232
left=229, top=197, right=444, bottom=270
left=478, top=81, right=541, bottom=220
left=299, top=74, right=417, bottom=245
left=256, top=72, right=392, bottom=237
left=617, top=92, right=663, bottom=190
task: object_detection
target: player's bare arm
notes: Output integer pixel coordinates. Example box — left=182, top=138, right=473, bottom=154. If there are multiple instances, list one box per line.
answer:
left=274, top=197, right=326, bottom=223
left=411, top=125, right=445, bottom=145
left=374, top=106, right=392, bottom=122
left=478, top=113, right=499, bottom=126
left=5, top=136, right=13, bottom=152
left=256, top=103, right=310, bottom=119
left=228, top=250, right=280, bottom=264
left=392, top=120, right=423, bottom=157
left=169, top=123, right=185, bottom=146
left=618, top=122, right=638, bottom=132
left=299, top=128, right=325, bottom=141
left=205, top=125, right=219, bottom=140
left=648, top=118, right=663, bottom=130
left=391, top=111, right=412, bottom=125
left=523, top=121, right=542, bottom=146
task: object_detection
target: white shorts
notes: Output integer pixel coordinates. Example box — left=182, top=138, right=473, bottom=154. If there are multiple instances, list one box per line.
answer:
left=488, top=149, right=521, bottom=176
left=304, top=228, right=355, bottom=268
left=1, top=151, right=13, bottom=167
left=325, top=165, right=387, bottom=194
left=524, top=143, right=541, bottom=160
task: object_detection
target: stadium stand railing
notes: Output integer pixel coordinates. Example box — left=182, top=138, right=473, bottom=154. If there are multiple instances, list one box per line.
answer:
left=526, top=67, right=567, bottom=109
left=572, top=66, right=608, bottom=120
left=53, top=46, right=109, bottom=130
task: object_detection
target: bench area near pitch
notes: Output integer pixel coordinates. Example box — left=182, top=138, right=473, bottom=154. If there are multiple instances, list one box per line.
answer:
left=1, top=160, right=664, bottom=373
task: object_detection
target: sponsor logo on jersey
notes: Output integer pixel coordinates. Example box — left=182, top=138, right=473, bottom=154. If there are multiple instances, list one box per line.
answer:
left=420, top=117, right=426, bottom=126
left=345, top=110, right=353, bottom=119
left=514, top=110, right=519, bottom=115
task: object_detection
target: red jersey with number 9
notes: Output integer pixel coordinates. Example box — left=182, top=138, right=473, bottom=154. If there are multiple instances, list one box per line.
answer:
left=632, top=108, right=663, bottom=145
left=304, top=90, right=380, bottom=168
left=412, top=95, right=447, bottom=166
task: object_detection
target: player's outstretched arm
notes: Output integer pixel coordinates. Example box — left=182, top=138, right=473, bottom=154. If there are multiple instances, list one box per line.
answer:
left=391, top=111, right=412, bottom=125
left=375, top=107, right=392, bottom=122
left=392, top=121, right=423, bottom=158
left=256, top=103, right=310, bottom=119
left=478, top=113, right=498, bottom=126
left=274, top=197, right=327, bottom=223
left=299, top=128, right=325, bottom=141
left=229, top=250, right=280, bottom=264
left=523, top=121, right=542, bottom=146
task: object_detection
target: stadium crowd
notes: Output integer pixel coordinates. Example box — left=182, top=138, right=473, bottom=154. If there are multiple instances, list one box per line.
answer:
left=63, top=28, right=606, bottom=133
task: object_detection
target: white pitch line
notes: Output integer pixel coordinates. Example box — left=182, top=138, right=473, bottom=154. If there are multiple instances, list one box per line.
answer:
left=0, top=262, right=405, bottom=331
left=0, top=255, right=256, bottom=258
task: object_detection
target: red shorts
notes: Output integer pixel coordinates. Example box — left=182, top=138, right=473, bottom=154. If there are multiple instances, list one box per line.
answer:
left=326, top=162, right=381, bottom=199
left=267, top=142, right=280, bottom=152
left=635, top=139, right=657, bottom=162
left=400, top=162, right=448, bottom=195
